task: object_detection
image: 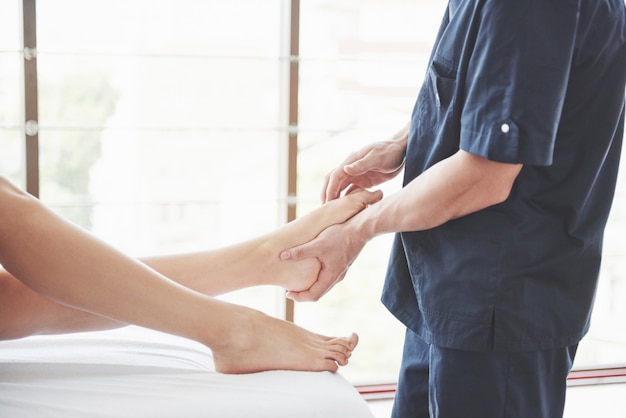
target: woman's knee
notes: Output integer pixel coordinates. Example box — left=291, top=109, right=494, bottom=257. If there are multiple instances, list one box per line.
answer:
left=0, top=175, right=12, bottom=191
left=0, top=176, right=21, bottom=197
left=0, top=176, right=36, bottom=223
left=0, top=176, right=32, bottom=203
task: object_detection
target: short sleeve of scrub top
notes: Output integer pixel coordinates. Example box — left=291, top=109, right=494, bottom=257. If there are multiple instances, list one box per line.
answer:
left=455, top=0, right=580, bottom=165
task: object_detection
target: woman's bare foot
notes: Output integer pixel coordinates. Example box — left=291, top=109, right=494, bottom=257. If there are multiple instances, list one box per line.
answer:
left=263, top=188, right=383, bottom=292
left=210, top=306, right=358, bottom=374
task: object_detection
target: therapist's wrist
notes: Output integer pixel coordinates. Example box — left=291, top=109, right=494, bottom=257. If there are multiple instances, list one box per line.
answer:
left=348, top=204, right=379, bottom=244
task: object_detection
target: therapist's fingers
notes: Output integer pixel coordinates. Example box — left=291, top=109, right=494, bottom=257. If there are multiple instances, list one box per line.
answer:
left=321, top=166, right=352, bottom=203
left=286, top=268, right=347, bottom=302
left=342, top=187, right=383, bottom=211
left=320, top=171, right=332, bottom=203
left=280, top=237, right=317, bottom=263
left=321, top=148, right=371, bottom=203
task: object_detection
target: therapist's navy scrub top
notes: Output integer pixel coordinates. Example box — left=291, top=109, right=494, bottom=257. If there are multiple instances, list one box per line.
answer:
left=382, top=0, right=626, bottom=352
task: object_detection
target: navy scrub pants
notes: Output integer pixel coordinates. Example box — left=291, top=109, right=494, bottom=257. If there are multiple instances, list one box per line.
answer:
left=391, top=329, right=578, bottom=418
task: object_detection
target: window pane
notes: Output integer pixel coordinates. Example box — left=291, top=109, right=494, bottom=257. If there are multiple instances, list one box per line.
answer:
left=37, top=0, right=284, bottom=58
left=0, top=129, right=23, bottom=186
left=36, top=0, right=289, bottom=316
left=0, top=0, right=21, bottom=51
left=0, top=0, right=24, bottom=186
left=296, top=0, right=442, bottom=383
left=0, top=55, right=22, bottom=127
left=575, top=141, right=626, bottom=367
left=37, top=55, right=283, bottom=130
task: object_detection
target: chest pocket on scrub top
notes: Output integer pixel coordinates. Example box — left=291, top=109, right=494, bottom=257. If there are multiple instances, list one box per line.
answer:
left=416, top=59, right=457, bottom=132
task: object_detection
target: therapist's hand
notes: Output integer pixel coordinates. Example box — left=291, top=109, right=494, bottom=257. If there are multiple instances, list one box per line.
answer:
left=322, top=130, right=408, bottom=203
left=280, top=219, right=369, bottom=302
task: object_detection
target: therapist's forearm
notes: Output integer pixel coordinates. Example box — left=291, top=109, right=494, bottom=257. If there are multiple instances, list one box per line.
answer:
left=392, top=122, right=411, bottom=146
left=354, top=150, right=522, bottom=237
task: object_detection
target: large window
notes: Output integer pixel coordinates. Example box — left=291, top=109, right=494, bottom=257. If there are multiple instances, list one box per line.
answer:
left=36, top=0, right=289, bottom=316
left=2, top=0, right=626, bottom=385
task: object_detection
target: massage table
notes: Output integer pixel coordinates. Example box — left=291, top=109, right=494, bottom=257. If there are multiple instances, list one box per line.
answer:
left=0, top=326, right=374, bottom=417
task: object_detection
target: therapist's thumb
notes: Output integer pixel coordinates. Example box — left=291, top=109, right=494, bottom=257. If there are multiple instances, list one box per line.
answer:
left=344, top=150, right=379, bottom=176
left=280, top=243, right=309, bottom=262
left=344, top=160, right=367, bottom=176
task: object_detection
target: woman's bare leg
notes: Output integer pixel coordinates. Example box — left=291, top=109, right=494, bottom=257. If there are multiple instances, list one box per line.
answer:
left=0, top=265, right=356, bottom=373
left=0, top=178, right=377, bottom=372
left=0, top=269, right=124, bottom=339
left=0, top=184, right=381, bottom=338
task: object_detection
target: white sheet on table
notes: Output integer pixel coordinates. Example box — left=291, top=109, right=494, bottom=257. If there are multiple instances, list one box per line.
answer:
left=0, top=326, right=374, bottom=418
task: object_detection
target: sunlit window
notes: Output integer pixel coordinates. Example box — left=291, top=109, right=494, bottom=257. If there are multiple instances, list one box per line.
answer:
left=35, top=0, right=289, bottom=315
